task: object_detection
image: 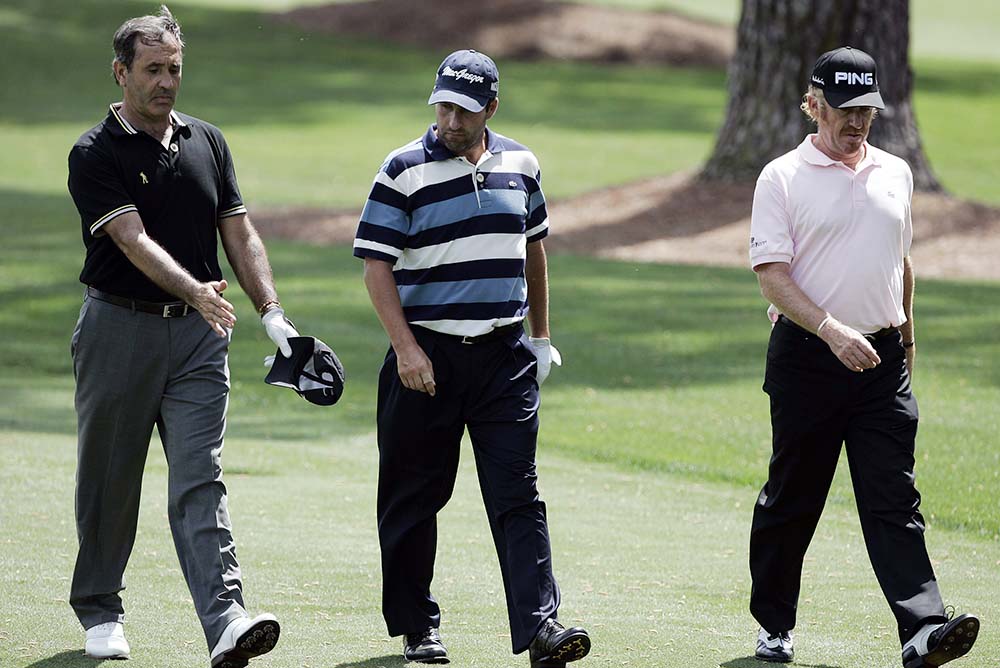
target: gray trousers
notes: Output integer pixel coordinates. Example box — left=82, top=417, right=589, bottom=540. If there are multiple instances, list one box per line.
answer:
left=69, top=294, right=246, bottom=649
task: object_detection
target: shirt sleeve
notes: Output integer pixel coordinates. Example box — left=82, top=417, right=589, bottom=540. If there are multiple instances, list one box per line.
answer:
left=749, top=175, right=794, bottom=269
left=67, top=143, right=137, bottom=238
left=525, top=164, right=548, bottom=243
left=353, top=164, right=409, bottom=263
left=216, top=133, right=247, bottom=220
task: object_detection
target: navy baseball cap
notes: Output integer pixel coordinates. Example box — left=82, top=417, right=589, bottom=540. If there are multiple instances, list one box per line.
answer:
left=427, top=49, right=499, bottom=113
left=810, top=46, right=885, bottom=110
left=265, top=336, right=345, bottom=406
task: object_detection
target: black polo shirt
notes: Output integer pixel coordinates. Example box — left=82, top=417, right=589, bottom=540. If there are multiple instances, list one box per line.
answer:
left=68, top=103, right=247, bottom=302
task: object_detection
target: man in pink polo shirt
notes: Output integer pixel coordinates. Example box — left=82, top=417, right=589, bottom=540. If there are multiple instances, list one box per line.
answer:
left=746, top=47, right=979, bottom=668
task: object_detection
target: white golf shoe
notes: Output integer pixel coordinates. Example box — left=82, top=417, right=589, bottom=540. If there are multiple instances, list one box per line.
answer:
left=210, top=613, right=280, bottom=668
left=85, top=621, right=131, bottom=660
left=755, top=627, right=793, bottom=663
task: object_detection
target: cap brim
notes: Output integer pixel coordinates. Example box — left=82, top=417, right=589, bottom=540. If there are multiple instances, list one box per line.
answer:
left=826, top=89, right=885, bottom=110
left=264, top=337, right=311, bottom=389
left=427, top=89, right=487, bottom=113
left=264, top=335, right=344, bottom=406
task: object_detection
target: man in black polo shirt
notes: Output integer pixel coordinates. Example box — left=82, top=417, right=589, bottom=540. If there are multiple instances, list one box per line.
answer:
left=67, top=7, right=291, bottom=666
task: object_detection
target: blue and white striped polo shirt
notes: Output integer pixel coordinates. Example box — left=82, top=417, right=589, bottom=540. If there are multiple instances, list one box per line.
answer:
left=354, top=125, right=549, bottom=337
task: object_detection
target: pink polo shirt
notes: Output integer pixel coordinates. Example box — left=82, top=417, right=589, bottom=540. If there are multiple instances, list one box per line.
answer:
left=749, top=135, right=913, bottom=333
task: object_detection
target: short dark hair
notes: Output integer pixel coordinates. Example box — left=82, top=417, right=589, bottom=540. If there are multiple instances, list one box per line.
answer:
left=111, top=5, right=184, bottom=81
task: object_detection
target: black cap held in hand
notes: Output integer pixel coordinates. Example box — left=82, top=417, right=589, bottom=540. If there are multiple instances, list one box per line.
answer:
left=265, top=336, right=345, bottom=406
left=810, top=46, right=885, bottom=109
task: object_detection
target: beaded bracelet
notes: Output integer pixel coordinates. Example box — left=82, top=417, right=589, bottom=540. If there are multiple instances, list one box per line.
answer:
left=257, top=299, right=281, bottom=316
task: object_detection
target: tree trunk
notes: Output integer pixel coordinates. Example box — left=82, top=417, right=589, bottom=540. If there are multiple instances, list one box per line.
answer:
left=700, top=0, right=941, bottom=190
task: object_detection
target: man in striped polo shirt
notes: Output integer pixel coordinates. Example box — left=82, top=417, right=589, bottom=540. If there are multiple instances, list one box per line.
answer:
left=354, top=50, right=590, bottom=667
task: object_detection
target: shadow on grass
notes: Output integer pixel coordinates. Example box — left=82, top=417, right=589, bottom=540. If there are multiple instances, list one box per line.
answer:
left=2, top=185, right=999, bottom=443
left=22, top=650, right=90, bottom=667
left=720, top=658, right=842, bottom=668
left=333, top=655, right=407, bottom=668
left=720, top=658, right=764, bottom=668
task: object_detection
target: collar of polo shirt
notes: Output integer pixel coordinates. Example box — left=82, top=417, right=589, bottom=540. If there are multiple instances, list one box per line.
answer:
left=799, top=133, right=881, bottom=169
left=107, top=102, right=189, bottom=138
left=424, top=124, right=504, bottom=161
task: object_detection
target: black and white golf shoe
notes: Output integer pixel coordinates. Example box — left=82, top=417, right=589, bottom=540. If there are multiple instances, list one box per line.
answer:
left=755, top=627, right=793, bottom=663
left=210, top=613, right=280, bottom=668
left=902, top=613, right=979, bottom=668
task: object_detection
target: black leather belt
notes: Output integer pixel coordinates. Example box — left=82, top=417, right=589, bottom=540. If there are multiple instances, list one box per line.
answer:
left=864, top=326, right=899, bottom=340
left=87, top=286, right=193, bottom=318
left=778, top=315, right=897, bottom=339
left=416, top=322, right=522, bottom=345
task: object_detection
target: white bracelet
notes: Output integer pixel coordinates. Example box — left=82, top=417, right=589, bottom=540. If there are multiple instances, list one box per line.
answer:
left=816, top=314, right=832, bottom=335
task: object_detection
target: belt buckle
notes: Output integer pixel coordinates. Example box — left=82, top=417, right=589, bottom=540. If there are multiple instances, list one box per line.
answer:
left=163, top=303, right=189, bottom=318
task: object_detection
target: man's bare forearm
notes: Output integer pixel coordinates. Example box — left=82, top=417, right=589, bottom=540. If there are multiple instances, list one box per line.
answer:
left=363, top=258, right=419, bottom=352
left=525, top=240, right=550, bottom=338
left=104, top=211, right=236, bottom=334
left=900, top=255, right=915, bottom=343
left=105, top=212, right=204, bottom=303
left=757, top=261, right=881, bottom=371
left=756, top=262, right=828, bottom=332
left=220, top=214, right=279, bottom=312
left=363, top=257, right=436, bottom=393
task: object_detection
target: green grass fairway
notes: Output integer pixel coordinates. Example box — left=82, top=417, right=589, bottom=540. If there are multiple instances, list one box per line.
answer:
left=913, top=59, right=1000, bottom=204
left=2, top=428, right=998, bottom=668
left=3, top=240, right=999, bottom=667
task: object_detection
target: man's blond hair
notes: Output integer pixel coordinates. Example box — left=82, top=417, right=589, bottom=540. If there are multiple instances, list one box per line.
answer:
left=800, top=85, right=826, bottom=123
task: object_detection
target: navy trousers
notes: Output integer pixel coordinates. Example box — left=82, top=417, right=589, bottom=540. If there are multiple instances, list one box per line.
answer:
left=749, top=317, right=946, bottom=644
left=376, top=325, right=560, bottom=653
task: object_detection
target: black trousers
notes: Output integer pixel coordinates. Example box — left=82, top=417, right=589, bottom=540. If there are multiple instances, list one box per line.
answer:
left=749, top=318, right=946, bottom=644
left=376, top=325, right=559, bottom=653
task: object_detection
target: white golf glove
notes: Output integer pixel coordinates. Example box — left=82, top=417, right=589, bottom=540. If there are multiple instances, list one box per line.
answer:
left=261, top=307, right=298, bottom=358
left=529, top=337, right=562, bottom=385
